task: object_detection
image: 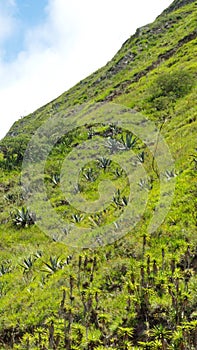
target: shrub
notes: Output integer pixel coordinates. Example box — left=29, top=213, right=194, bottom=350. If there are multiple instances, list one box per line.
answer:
left=149, top=70, right=194, bottom=110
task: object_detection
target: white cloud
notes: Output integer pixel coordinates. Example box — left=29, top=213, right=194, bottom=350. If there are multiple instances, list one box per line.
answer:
left=0, top=14, right=13, bottom=44
left=0, top=0, right=173, bottom=140
left=0, top=1, right=16, bottom=46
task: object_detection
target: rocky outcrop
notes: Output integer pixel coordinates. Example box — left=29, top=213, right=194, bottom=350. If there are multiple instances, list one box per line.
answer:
left=163, top=0, right=196, bottom=14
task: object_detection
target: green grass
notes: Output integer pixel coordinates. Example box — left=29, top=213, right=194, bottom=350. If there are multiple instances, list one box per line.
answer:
left=0, top=0, right=197, bottom=348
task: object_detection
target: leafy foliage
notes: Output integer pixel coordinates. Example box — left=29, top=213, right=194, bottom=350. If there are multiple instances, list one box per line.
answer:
left=148, top=70, right=194, bottom=110
left=0, top=1, right=197, bottom=349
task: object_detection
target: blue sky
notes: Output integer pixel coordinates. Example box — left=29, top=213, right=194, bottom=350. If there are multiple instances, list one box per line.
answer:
left=0, top=0, right=173, bottom=140
left=2, top=0, right=48, bottom=61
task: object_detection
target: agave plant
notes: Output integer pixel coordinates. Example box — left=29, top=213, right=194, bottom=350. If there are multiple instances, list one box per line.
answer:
left=43, top=256, right=64, bottom=274
left=51, top=173, right=60, bottom=185
left=88, top=213, right=103, bottom=227
left=105, top=137, right=124, bottom=153
left=165, top=170, right=177, bottom=180
left=71, top=213, right=84, bottom=223
left=83, top=168, right=95, bottom=182
left=34, top=250, right=43, bottom=259
left=112, top=189, right=128, bottom=208
left=138, top=178, right=152, bottom=191
left=112, top=189, right=121, bottom=206
left=73, top=184, right=82, bottom=194
left=121, top=133, right=137, bottom=150
left=97, top=157, right=111, bottom=171
left=114, top=167, right=123, bottom=178
left=121, top=195, right=129, bottom=206
left=137, top=151, right=145, bottom=163
left=12, top=207, right=36, bottom=228
left=0, top=263, right=12, bottom=276
left=20, top=256, right=35, bottom=274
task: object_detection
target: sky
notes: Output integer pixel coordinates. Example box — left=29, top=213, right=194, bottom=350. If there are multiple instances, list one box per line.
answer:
left=0, top=0, right=173, bottom=140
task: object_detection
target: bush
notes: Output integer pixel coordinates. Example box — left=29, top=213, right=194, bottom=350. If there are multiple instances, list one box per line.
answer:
left=149, top=70, right=194, bottom=110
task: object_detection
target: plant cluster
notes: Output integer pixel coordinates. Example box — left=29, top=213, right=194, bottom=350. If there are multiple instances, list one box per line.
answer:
left=0, top=1, right=196, bottom=349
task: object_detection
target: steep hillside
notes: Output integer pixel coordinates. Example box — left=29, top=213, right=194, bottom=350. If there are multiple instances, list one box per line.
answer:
left=0, top=0, right=197, bottom=349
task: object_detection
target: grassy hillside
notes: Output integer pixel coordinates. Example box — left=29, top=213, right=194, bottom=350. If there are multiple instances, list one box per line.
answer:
left=0, top=0, right=197, bottom=349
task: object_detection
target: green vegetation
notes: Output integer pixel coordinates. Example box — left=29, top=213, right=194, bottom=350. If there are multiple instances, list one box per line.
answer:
left=147, top=70, right=194, bottom=111
left=11, top=207, right=36, bottom=228
left=0, top=0, right=197, bottom=348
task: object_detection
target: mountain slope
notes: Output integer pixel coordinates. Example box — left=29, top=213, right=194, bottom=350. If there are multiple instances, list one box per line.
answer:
left=0, top=0, right=197, bottom=349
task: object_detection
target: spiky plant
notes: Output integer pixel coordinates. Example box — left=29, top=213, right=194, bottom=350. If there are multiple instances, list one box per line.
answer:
left=71, top=213, right=84, bottom=223
left=83, top=168, right=95, bottom=182
left=165, top=170, right=177, bottom=180
left=138, top=178, right=152, bottom=191
left=43, top=256, right=64, bottom=274
left=150, top=324, right=172, bottom=349
left=51, top=173, right=60, bottom=185
left=121, top=133, right=137, bottom=150
left=97, top=157, right=111, bottom=171
left=114, top=167, right=123, bottom=178
left=20, top=256, right=34, bottom=274
left=12, top=207, right=36, bottom=228
left=137, top=151, right=145, bottom=163
left=105, top=137, right=124, bottom=153
left=112, top=189, right=128, bottom=208
left=0, top=263, right=12, bottom=276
